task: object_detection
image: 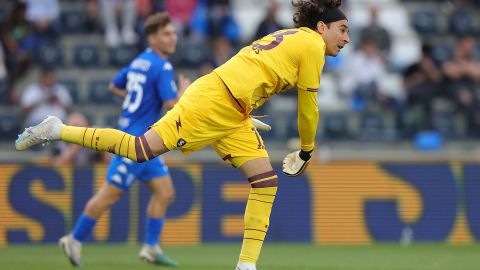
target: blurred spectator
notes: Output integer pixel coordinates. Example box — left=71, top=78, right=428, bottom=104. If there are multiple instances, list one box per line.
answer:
left=199, top=36, right=233, bottom=75
left=100, top=0, right=138, bottom=47
left=19, top=68, right=73, bottom=127
left=206, top=0, right=240, bottom=42
left=22, top=0, right=60, bottom=41
left=52, top=113, right=104, bottom=166
left=0, top=1, right=34, bottom=104
left=135, top=0, right=157, bottom=49
left=165, top=0, right=197, bottom=32
left=253, top=0, right=286, bottom=41
left=402, top=43, right=443, bottom=137
left=359, top=5, right=391, bottom=62
left=340, top=39, right=391, bottom=111
left=136, top=0, right=157, bottom=20
left=0, top=43, right=6, bottom=82
left=0, top=43, right=7, bottom=104
left=442, top=35, right=480, bottom=137
left=85, top=0, right=103, bottom=33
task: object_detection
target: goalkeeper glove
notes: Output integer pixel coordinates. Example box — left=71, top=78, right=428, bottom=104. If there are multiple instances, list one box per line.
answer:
left=251, top=117, right=271, bottom=131
left=282, top=150, right=312, bottom=176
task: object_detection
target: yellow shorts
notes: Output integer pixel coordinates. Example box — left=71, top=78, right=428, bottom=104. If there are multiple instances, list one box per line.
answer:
left=150, top=72, right=268, bottom=168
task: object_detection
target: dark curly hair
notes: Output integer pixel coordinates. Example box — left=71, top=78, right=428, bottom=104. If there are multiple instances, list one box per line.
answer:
left=292, top=0, right=342, bottom=29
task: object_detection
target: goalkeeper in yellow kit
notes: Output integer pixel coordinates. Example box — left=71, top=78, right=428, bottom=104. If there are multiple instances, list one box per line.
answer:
left=16, top=0, right=349, bottom=269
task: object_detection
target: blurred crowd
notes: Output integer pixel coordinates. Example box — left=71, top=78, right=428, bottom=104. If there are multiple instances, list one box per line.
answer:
left=1, top=0, right=480, bottom=153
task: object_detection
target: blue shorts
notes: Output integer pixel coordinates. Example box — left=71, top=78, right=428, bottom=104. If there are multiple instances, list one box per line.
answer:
left=106, top=155, right=169, bottom=191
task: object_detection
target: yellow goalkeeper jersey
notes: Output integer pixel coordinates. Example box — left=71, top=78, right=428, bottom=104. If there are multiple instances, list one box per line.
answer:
left=215, top=27, right=326, bottom=151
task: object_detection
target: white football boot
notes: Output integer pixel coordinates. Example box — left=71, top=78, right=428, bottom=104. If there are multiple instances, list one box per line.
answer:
left=59, top=234, right=82, bottom=267
left=139, top=244, right=178, bottom=267
left=236, top=262, right=257, bottom=270
left=15, top=116, right=64, bottom=151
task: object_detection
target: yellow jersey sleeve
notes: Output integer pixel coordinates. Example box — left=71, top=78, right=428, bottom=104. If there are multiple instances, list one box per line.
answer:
left=296, top=39, right=324, bottom=151
left=297, top=87, right=319, bottom=152
left=297, top=37, right=326, bottom=91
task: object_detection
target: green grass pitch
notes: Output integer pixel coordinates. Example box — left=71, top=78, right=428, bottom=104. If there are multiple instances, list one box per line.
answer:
left=1, top=244, right=479, bottom=270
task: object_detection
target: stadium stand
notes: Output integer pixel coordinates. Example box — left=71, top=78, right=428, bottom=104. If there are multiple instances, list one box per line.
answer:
left=2, top=0, right=480, bottom=161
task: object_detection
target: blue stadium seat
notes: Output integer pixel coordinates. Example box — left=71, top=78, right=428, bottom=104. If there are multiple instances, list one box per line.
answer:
left=34, top=43, right=63, bottom=67
left=476, top=44, right=480, bottom=60
left=88, top=80, right=116, bottom=104
left=60, top=10, right=87, bottom=34
left=432, top=112, right=457, bottom=139
left=0, top=80, right=8, bottom=104
left=0, top=7, right=8, bottom=25
left=57, top=79, right=80, bottom=103
left=73, top=44, right=100, bottom=68
left=411, top=10, right=438, bottom=35
left=358, top=112, right=386, bottom=141
left=449, top=9, right=474, bottom=36
left=432, top=43, right=453, bottom=65
left=0, top=113, right=21, bottom=141
left=108, top=46, right=138, bottom=67
left=322, top=113, right=350, bottom=140
left=177, top=41, right=209, bottom=68
left=285, top=112, right=299, bottom=140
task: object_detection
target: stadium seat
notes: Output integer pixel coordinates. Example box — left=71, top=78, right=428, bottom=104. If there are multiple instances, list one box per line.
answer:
left=318, top=73, right=347, bottom=112
left=390, top=35, right=422, bottom=70
left=411, top=10, right=438, bottom=35
left=34, top=43, right=63, bottom=67
left=73, top=44, right=100, bottom=68
left=449, top=9, right=474, bottom=36
left=0, top=113, right=21, bottom=141
left=379, top=73, right=405, bottom=101
left=60, top=10, right=87, bottom=34
left=0, top=81, right=8, bottom=104
left=322, top=113, right=350, bottom=140
left=87, top=80, right=116, bottom=104
left=57, top=79, right=80, bottom=103
left=108, top=46, right=138, bottom=67
left=432, top=43, right=454, bottom=65
left=432, top=112, right=457, bottom=139
left=177, top=41, right=209, bottom=68
left=378, top=5, right=410, bottom=36
left=0, top=7, right=8, bottom=25
left=357, top=112, right=386, bottom=141
left=285, top=112, right=299, bottom=140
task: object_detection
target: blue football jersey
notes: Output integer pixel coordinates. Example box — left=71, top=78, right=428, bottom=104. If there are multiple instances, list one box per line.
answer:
left=112, top=48, right=177, bottom=136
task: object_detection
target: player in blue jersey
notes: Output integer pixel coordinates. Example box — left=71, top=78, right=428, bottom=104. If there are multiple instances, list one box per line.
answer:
left=59, top=12, right=190, bottom=267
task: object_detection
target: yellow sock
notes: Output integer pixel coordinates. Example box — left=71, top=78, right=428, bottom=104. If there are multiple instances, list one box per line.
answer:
left=60, top=126, right=155, bottom=162
left=239, top=171, right=278, bottom=264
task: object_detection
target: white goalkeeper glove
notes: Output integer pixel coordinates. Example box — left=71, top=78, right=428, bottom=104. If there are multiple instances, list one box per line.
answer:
left=251, top=117, right=271, bottom=131
left=282, top=150, right=313, bottom=176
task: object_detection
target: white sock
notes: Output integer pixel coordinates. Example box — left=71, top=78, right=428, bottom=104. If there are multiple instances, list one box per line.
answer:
left=52, top=123, right=65, bottom=140
left=236, top=261, right=256, bottom=270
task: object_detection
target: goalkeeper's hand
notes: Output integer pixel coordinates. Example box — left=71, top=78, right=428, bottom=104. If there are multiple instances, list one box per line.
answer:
left=251, top=117, right=271, bottom=131
left=282, top=150, right=313, bottom=176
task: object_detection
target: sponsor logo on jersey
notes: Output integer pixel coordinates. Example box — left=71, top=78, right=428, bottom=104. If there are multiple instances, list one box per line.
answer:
left=177, top=138, right=186, bottom=147
left=163, top=62, right=173, bottom=71
left=176, top=116, right=182, bottom=132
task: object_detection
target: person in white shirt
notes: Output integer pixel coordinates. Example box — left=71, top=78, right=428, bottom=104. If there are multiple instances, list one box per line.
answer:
left=20, top=68, right=72, bottom=127
left=340, top=39, right=387, bottom=110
